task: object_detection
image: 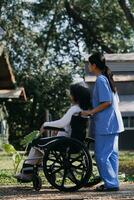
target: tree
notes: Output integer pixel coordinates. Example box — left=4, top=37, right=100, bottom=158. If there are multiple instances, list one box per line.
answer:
left=118, top=0, right=134, bottom=30
left=64, top=0, right=134, bottom=53
left=0, top=0, right=134, bottom=148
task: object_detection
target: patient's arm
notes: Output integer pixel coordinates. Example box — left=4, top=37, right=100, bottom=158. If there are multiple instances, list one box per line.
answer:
left=40, top=124, right=64, bottom=136
left=43, top=105, right=81, bottom=129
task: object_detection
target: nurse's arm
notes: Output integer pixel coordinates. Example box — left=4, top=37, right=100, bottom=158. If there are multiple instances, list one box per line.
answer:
left=81, top=101, right=112, bottom=116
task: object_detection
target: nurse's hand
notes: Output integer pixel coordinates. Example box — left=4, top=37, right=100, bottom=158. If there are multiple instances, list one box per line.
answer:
left=80, top=110, right=92, bottom=116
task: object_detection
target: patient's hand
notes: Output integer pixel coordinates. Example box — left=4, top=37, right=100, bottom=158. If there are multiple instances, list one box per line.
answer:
left=51, top=130, right=58, bottom=136
left=40, top=124, right=45, bottom=134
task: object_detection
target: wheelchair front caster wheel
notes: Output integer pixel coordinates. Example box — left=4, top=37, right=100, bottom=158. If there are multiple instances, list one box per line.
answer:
left=33, top=175, right=42, bottom=191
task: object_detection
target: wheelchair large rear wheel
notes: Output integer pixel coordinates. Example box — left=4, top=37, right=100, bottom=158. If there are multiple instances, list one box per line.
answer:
left=43, top=138, right=92, bottom=192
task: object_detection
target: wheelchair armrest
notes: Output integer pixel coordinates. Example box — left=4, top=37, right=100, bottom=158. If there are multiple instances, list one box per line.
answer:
left=85, top=137, right=95, bottom=143
left=43, top=126, right=65, bottom=132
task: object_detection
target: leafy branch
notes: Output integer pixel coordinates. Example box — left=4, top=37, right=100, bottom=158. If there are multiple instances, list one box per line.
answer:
left=2, top=130, right=40, bottom=174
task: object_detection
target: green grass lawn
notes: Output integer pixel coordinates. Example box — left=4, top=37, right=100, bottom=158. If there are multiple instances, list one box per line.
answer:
left=0, top=152, right=23, bottom=185
left=0, top=151, right=134, bottom=186
left=119, top=151, right=134, bottom=182
left=0, top=152, right=48, bottom=186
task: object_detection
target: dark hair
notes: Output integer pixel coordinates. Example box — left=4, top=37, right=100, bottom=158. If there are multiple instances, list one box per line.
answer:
left=70, top=84, right=91, bottom=110
left=88, top=52, right=116, bottom=93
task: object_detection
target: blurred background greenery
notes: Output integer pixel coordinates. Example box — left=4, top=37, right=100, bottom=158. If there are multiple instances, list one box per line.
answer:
left=0, top=0, right=134, bottom=149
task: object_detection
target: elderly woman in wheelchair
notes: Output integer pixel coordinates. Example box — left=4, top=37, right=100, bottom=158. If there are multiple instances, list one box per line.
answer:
left=15, top=83, right=98, bottom=192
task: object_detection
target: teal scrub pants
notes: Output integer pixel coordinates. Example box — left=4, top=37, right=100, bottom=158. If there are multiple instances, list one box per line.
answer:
left=95, top=134, right=119, bottom=188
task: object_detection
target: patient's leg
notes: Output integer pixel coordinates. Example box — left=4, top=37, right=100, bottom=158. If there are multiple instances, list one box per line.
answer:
left=14, top=147, right=44, bottom=181
left=25, top=147, right=44, bottom=165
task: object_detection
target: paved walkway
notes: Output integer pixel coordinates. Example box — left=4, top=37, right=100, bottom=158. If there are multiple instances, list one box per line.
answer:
left=0, top=183, right=134, bottom=200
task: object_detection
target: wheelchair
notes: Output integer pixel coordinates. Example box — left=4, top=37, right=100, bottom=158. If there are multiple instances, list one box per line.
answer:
left=18, top=114, right=100, bottom=192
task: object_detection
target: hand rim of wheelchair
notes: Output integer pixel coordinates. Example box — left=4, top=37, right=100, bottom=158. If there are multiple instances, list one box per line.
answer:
left=42, top=137, right=92, bottom=192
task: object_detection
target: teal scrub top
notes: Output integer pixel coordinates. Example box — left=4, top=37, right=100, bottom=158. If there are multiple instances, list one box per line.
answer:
left=92, top=74, right=124, bottom=135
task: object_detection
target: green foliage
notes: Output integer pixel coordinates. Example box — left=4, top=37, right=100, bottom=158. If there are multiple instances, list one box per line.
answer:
left=2, top=130, right=41, bottom=173
left=70, top=0, right=134, bottom=53
left=0, top=1, right=74, bottom=150
left=2, top=143, right=16, bottom=154
left=0, top=0, right=134, bottom=148
left=2, top=144, right=22, bottom=174
left=20, top=130, right=40, bottom=147
left=0, top=169, right=18, bottom=185
left=12, top=153, right=22, bottom=173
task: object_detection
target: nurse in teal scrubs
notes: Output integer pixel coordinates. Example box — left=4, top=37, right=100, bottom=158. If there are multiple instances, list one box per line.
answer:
left=81, top=53, right=124, bottom=192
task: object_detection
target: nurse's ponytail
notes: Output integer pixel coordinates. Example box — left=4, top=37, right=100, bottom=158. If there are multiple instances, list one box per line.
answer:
left=88, top=53, right=116, bottom=93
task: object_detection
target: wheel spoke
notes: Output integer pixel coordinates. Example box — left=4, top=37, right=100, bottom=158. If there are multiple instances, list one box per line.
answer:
left=51, top=166, right=63, bottom=174
left=68, top=169, right=79, bottom=185
left=72, top=163, right=87, bottom=171
left=61, top=169, right=67, bottom=187
left=48, top=158, right=62, bottom=164
left=51, top=151, right=62, bottom=163
left=70, top=154, right=83, bottom=163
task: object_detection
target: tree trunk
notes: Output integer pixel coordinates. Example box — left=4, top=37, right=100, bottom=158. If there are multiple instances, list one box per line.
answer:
left=118, top=0, right=134, bottom=30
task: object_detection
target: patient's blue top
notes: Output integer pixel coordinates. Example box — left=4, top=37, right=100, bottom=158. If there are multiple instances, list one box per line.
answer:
left=92, top=74, right=124, bottom=135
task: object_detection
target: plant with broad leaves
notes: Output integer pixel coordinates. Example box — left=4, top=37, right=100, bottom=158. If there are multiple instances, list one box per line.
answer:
left=2, top=130, right=40, bottom=174
left=2, top=143, right=22, bottom=174
left=20, top=130, right=40, bottom=147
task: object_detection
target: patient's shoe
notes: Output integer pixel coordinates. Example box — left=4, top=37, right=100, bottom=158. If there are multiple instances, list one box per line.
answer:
left=14, top=173, right=32, bottom=182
